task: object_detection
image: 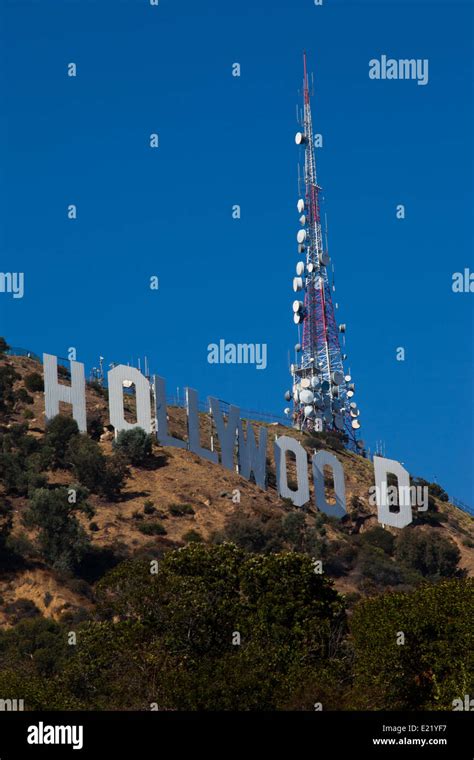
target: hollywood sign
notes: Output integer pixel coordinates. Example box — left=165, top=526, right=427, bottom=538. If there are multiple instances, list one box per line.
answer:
left=43, top=354, right=415, bottom=529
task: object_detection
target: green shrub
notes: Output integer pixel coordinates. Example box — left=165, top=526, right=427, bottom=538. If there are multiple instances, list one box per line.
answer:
left=0, top=426, right=47, bottom=495
left=24, top=372, right=44, bottom=393
left=16, top=387, right=33, bottom=404
left=395, top=529, right=460, bottom=579
left=359, top=526, right=395, bottom=555
left=169, top=503, right=195, bottom=517
left=138, top=522, right=167, bottom=536
left=100, top=454, right=128, bottom=500
left=113, top=427, right=153, bottom=465
left=357, top=544, right=402, bottom=586
left=182, top=529, right=203, bottom=543
left=90, top=546, right=346, bottom=710
left=44, top=415, right=80, bottom=468
left=350, top=579, right=474, bottom=709
left=24, top=486, right=93, bottom=573
left=143, top=500, right=156, bottom=515
left=0, top=365, right=20, bottom=413
left=221, top=513, right=283, bottom=554
left=68, top=435, right=106, bottom=492
left=281, top=511, right=306, bottom=548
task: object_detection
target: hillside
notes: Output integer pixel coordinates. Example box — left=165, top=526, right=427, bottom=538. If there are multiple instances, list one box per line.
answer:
left=0, top=349, right=473, bottom=627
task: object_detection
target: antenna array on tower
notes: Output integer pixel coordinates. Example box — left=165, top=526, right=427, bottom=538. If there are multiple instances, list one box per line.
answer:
left=283, top=54, right=364, bottom=455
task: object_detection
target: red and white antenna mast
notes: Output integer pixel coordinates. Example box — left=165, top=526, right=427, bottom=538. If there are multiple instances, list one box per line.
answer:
left=284, top=54, right=364, bottom=453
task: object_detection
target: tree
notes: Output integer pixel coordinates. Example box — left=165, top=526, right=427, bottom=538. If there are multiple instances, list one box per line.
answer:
left=359, top=526, right=395, bottom=555
left=395, top=529, right=460, bottom=579
left=68, top=435, right=107, bottom=492
left=0, top=365, right=19, bottom=413
left=113, top=427, right=153, bottom=466
left=44, top=415, right=80, bottom=468
left=0, top=337, right=10, bottom=354
left=90, top=544, right=347, bottom=710
left=67, top=435, right=128, bottom=499
left=101, top=453, right=128, bottom=500
left=24, top=372, right=44, bottom=393
left=0, top=425, right=46, bottom=495
left=350, top=579, right=474, bottom=709
left=24, top=486, right=93, bottom=573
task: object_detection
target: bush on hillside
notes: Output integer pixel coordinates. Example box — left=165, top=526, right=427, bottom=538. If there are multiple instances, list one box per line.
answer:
left=24, top=486, right=93, bottom=573
left=44, top=415, right=80, bottom=468
left=351, top=578, right=474, bottom=709
left=394, top=529, right=461, bottom=579
left=359, top=526, right=395, bottom=555
left=67, top=435, right=107, bottom=493
left=113, top=427, right=153, bottom=466
left=0, top=365, right=20, bottom=413
left=24, top=372, right=44, bottom=393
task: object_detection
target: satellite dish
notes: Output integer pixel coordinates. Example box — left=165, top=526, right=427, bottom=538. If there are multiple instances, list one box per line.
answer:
left=301, top=378, right=311, bottom=389
left=344, top=374, right=351, bottom=382
left=294, top=313, right=303, bottom=324
left=293, top=276, right=304, bottom=292
left=304, top=405, right=315, bottom=417
left=295, top=343, right=302, bottom=352
left=284, top=407, right=291, bottom=416
left=310, top=375, right=320, bottom=388
left=296, top=261, right=305, bottom=276
left=297, top=229, right=307, bottom=244
left=351, top=419, right=361, bottom=430
left=319, top=251, right=330, bottom=266
left=298, top=244, right=306, bottom=254
left=293, top=300, right=304, bottom=312
left=300, top=389, right=314, bottom=404
left=350, top=401, right=357, bottom=409
left=339, top=324, right=346, bottom=333
left=356, top=440, right=365, bottom=449
left=347, top=389, right=354, bottom=398
left=307, top=262, right=315, bottom=273
left=299, top=214, right=306, bottom=226
left=331, top=370, right=344, bottom=385
left=122, top=380, right=133, bottom=388
left=295, top=131, right=307, bottom=145
left=321, top=380, right=330, bottom=392
left=334, top=414, right=344, bottom=431
left=297, top=199, right=305, bottom=213
left=284, top=390, right=291, bottom=401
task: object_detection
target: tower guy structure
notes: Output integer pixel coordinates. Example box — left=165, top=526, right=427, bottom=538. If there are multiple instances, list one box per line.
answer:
left=284, top=54, right=364, bottom=453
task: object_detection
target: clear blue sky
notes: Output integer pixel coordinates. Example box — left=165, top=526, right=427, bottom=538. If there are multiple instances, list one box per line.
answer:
left=1, top=0, right=473, bottom=504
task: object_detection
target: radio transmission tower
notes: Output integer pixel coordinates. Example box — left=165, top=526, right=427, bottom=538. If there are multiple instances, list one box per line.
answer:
left=284, top=54, right=364, bottom=454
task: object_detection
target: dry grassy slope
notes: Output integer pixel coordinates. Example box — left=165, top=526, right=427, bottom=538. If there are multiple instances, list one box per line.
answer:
left=1, top=354, right=473, bottom=625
